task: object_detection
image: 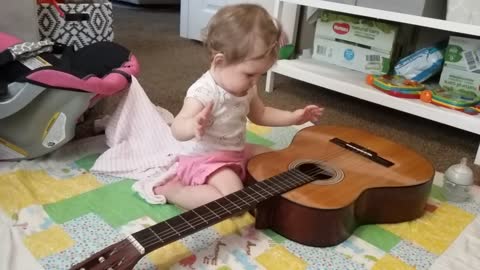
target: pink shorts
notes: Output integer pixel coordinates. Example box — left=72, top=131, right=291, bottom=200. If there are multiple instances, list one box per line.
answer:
left=176, top=150, right=248, bottom=186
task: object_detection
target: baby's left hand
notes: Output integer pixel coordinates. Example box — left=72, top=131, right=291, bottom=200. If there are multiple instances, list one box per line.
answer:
left=292, top=105, right=324, bottom=125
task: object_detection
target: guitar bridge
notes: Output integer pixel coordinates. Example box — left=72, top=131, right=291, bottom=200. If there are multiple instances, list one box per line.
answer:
left=330, top=138, right=394, bottom=167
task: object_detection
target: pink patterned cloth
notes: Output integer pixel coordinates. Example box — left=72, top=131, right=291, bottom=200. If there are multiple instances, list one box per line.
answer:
left=177, top=150, right=248, bottom=186
left=91, top=76, right=196, bottom=204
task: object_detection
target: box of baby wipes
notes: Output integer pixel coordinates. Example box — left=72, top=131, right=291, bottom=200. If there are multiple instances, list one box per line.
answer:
left=313, top=37, right=392, bottom=74
left=312, top=10, right=399, bottom=74
left=439, top=36, right=480, bottom=95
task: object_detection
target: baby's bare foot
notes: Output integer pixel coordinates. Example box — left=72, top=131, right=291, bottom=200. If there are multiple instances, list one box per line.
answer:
left=153, top=178, right=183, bottom=197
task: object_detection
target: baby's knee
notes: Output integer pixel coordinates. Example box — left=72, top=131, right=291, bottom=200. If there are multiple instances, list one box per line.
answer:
left=220, top=182, right=243, bottom=196
left=208, top=167, right=244, bottom=195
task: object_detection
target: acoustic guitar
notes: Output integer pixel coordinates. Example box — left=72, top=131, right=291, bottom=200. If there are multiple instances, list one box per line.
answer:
left=70, top=125, right=434, bottom=270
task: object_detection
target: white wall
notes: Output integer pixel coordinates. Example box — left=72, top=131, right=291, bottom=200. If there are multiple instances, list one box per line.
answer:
left=0, top=0, right=39, bottom=41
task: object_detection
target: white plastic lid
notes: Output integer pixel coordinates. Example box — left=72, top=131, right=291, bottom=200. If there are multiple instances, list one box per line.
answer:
left=445, top=157, right=474, bottom=186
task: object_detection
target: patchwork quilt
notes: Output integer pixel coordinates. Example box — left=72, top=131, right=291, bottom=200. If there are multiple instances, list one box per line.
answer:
left=0, top=123, right=479, bottom=270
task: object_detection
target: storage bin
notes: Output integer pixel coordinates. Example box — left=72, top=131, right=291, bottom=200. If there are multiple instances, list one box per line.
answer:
left=446, top=0, right=480, bottom=25
left=323, top=0, right=447, bottom=19
left=37, top=0, right=114, bottom=49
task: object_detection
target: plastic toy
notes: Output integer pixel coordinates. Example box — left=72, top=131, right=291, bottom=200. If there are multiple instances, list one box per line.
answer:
left=366, top=74, right=425, bottom=98
left=419, top=86, right=480, bottom=115
left=279, top=44, right=295, bottom=60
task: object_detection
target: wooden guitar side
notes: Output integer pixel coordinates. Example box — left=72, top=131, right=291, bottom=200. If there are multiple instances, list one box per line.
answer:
left=247, top=125, right=434, bottom=247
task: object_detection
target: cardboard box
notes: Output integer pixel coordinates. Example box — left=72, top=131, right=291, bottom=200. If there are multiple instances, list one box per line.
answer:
left=312, top=10, right=399, bottom=74
left=439, top=36, right=480, bottom=94
left=313, top=37, right=392, bottom=74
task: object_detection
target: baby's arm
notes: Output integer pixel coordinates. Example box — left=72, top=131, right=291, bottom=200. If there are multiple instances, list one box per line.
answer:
left=171, top=98, right=213, bottom=141
left=248, top=86, right=323, bottom=126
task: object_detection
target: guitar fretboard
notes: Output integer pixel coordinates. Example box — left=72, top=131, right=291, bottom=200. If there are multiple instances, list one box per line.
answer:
left=131, top=167, right=320, bottom=253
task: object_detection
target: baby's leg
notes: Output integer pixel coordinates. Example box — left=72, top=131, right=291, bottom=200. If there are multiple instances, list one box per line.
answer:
left=154, top=167, right=243, bottom=210
left=207, top=167, right=244, bottom=197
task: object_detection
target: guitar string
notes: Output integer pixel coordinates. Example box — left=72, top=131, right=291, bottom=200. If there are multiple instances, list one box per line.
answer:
left=136, top=144, right=373, bottom=250
left=137, top=164, right=340, bottom=250
left=137, top=146, right=360, bottom=249
left=138, top=165, right=326, bottom=250
left=79, top=166, right=326, bottom=266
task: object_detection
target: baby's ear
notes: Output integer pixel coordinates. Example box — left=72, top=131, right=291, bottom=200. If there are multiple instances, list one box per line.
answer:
left=212, top=53, right=226, bottom=66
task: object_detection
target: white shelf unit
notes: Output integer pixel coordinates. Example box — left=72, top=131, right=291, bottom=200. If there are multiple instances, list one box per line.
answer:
left=267, top=0, right=480, bottom=165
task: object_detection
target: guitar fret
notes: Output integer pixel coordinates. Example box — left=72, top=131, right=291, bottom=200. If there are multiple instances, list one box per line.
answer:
left=224, top=195, right=242, bottom=210
left=255, top=181, right=275, bottom=196
left=286, top=170, right=308, bottom=185
left=148, top=227, right=164, bottom=243
left=272, top=175, right=292, bottom=190
left=263, top=180, right=285, bottom=196
left=239, top=189, right=260, bottom=203
left=192, top=209, right=208, bottom=224
left=231, top=192, right=251, bottom=207
left=290, top=169, right=316, bottom=186
left=164, top=220, right=180, bottom=236
left=246, top=185, right=268, bottom=200
left=280, top=170, right=312, bottom=189
left=213, top=200, right=231, bottom=214
left=179, top=214, right=196, bottom=229
left=268, top=175, right=291, bottom=193
left=204, top=205, right=221, bottom=219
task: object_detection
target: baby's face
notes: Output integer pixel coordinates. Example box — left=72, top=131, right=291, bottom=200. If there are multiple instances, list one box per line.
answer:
left=216, top=56, right=275, bottom=97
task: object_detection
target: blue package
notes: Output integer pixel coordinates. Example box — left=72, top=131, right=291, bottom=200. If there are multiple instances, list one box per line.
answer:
left=394, top=45, right=445, bottom=82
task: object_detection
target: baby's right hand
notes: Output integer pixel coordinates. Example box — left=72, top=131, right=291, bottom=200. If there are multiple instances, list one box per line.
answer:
left=193, top=102, right=214, bottom=139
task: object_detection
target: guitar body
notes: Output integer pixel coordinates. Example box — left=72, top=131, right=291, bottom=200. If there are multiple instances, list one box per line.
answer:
left=247, top=125, right=434, bottom=247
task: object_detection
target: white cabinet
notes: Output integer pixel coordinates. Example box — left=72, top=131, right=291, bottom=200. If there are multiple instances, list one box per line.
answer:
left=180, top=0, right=298, bottom=43
left=267, top=0, right=480, bottom=165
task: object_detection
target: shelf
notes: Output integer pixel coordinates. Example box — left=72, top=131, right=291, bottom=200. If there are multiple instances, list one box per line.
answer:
left=271, top=58, right=480, bottom=135
left=279, top=0, right=480, bottom=37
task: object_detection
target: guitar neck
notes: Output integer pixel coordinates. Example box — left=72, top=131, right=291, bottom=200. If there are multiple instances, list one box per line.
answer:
left=131, top=168, right=315, bottom=253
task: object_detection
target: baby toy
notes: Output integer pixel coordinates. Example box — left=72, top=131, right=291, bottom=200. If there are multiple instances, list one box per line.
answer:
left=419, top=86, right=480, bottom=115
left=366, top=74, right=425, bottom=98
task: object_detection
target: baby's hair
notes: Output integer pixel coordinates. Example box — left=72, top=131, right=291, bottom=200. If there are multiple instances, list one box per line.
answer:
left=203, top=4, right=282, bottom=65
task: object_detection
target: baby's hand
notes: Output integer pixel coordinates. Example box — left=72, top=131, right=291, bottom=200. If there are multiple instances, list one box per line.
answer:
left=193, top=102, right=214, bottom=139
left=292, top=105, right=324, bottom=125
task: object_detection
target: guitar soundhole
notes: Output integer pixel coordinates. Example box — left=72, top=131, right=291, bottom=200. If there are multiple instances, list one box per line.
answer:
left=297, top=163, right=331, bottom=180
left=289, top=160, right=344, bottom=185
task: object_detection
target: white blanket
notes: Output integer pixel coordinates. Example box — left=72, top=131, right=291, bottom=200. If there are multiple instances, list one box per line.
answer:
left=428, top=174, right=480, bottom=269
left=0, top=209, right=44, bottom=270
left=430, top=215, right=480, bottom=270
left=91, top=76, right=195, bottom=204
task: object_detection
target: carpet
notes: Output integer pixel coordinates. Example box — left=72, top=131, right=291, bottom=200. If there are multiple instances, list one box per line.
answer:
left=0, top=122, right=479, bottom=270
